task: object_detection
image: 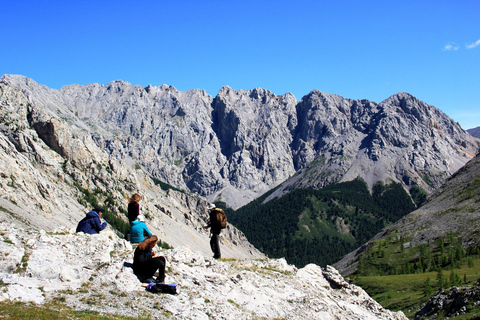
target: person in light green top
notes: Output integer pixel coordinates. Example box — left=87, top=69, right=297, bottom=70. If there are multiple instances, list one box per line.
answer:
left=130, top=214, right=152, bottom=244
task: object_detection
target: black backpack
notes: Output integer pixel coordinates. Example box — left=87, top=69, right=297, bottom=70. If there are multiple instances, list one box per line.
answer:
left=146, top=283, right=177, bottom=295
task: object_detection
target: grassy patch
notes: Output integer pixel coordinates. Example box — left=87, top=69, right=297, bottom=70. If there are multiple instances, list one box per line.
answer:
left=0, top=301, right=149, bottom=320
left=459, top=175, right=480, bottom=202
left=15, top=250, right=31, bottom=274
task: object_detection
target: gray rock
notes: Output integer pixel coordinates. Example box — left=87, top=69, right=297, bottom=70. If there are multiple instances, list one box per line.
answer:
left=467, top=126, right=480, bottom=138
left=0, top=223, right=407, bottom=319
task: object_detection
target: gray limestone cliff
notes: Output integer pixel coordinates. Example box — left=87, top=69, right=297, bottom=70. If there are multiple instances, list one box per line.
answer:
left=468, top=126, right=480, bottom=139
left=2, top=74, right=478, bottom=209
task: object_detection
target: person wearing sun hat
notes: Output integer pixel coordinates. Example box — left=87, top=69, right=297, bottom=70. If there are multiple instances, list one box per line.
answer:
left=130, top=214, right=152, bottom=244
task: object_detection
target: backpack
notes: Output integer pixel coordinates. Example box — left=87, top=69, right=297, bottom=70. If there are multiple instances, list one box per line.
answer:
left=146, top=283, right=177, bottom=295
left=214, top=208, right=227, bottom=229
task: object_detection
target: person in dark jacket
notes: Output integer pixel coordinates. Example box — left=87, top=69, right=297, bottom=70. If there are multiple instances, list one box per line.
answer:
left=76, top=208, right=107, bottom=234
left=127, top=193, right=141, bottom=222
left=133, top=235, right=166, bottom=283
left=204, top=203, right=221, bottom=259
left=130, top=214, right=152, bottom=244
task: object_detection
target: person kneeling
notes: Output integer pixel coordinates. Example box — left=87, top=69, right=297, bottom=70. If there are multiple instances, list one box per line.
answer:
left=133, top=235, right=166, bottom=283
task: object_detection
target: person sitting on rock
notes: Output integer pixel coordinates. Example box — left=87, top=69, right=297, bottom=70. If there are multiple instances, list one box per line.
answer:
left=76, top=207, right=108, bottom=235
left=130, top=214, right=152, bottom=244
left=133, top=235, right=166, bottom=283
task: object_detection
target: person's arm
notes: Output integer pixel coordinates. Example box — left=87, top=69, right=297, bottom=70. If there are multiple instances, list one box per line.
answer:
left=144, top=224, right=151, bottom=237
left=204, top=212, right=213, bottom=229
left=93, top=216, right=107, bottom=232
left=137, top=248, right=153, bottom=264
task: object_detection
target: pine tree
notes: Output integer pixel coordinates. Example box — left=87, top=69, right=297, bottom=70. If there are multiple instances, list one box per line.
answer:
left=423, top=277, right=433, bottom=297
left=437, top=270, right=444, bottom=289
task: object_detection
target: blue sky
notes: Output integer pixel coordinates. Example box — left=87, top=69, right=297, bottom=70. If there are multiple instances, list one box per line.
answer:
left=1, top=0, right=479, bottom=129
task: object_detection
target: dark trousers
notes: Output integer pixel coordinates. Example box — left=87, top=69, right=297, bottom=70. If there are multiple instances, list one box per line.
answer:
left=210, top=233, right=221, bottom=258
left=136, top=256, right=166, bottom=283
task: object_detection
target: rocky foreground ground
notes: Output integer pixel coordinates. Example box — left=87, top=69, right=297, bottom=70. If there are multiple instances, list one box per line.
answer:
left=0, top=222, right=407, bottom=320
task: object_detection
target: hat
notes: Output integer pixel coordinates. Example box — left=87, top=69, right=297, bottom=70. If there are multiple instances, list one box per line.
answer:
left=208, top=203, right=216, bottom=210
left=137, top=214, right=146, bottom=222
left=94, top=207, right=104, bottom=213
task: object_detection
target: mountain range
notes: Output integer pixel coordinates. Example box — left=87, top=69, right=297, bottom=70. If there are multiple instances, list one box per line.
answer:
left=2, top=74, right=477, bottom=210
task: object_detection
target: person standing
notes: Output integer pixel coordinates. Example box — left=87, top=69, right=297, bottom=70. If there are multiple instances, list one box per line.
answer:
left=130, top=214, right=152, bottom=244
left=124, top=193, right=142, bottom=241
left=204, top=204, right=222, bottom=259
left=133, top=235, right=166, bottom=283
left=76, top=207, right=108, bottom=234
left=127, top=193, right=142, bottom=222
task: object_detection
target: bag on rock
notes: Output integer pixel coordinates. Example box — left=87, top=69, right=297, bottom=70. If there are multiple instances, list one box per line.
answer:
left=146, top=283, right=177, bottom=295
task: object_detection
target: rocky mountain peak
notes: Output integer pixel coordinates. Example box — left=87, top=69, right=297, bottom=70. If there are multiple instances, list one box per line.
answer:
left=0, top=75, right=263, bottom=260
left=0, top=74, right=477, bottom=318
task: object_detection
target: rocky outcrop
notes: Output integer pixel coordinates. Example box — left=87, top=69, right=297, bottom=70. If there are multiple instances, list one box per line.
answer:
left=414, top=282, right=480, bottom=320
left=0, top=222, right=407, bottom=320
left=2, top=75, right=478, bottom=209
left=268, top=91, right=479, bottom=203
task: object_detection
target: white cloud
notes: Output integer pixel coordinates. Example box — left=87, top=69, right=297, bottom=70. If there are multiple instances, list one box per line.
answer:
left=442, top=43, right=459, bottom=51
left=466, top=39, right=480, bottom=49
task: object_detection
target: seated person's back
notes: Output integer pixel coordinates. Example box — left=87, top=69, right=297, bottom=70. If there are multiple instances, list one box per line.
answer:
left=130, top=214, right=151, bottom=243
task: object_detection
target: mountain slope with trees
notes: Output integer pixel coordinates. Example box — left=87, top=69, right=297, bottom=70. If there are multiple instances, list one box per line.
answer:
left=333, top=153, right=480, bottom=319
left=230, top=177, right=416, bottom=267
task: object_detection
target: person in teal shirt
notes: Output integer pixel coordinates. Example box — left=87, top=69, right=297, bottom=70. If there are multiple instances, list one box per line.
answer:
left=130, top=215, right=152, bottom=244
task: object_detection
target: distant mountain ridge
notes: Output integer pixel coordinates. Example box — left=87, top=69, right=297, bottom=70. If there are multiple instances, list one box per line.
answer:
left=468, top=126, right=480, bottom=138
left=2, top=74, right=478, bottom=210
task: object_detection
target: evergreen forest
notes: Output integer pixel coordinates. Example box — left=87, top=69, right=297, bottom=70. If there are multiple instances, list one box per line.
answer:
left=228, top=177, right=418, bottom=267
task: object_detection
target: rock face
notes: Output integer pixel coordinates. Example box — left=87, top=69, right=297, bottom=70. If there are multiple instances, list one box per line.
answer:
left=0, top=74, right=408, bottom=319
left=2, top=75, right=478, bottom=209
left=268, top=91, right=479, bottom=203
left=0, top=222, right=407, bottom=320
left=335, top=152, right=480, bottom=276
